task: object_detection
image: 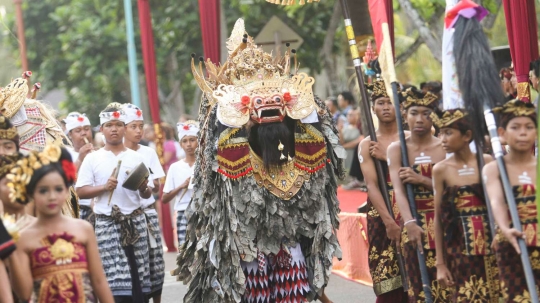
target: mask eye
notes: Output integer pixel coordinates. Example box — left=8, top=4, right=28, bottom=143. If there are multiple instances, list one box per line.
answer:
left=273, top=96, right=282, bottom=103
left=255, top=97, right=263, bottom=105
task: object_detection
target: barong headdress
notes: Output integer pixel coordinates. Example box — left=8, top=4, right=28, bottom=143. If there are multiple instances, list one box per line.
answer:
left=99, top=102, right=126, bottom=125
left=7, top=144, right=76, bottom=205
left=63, top=112, right=91, bottom=133
left=177, top=120, right=199, bottom=139
left=399, top=87, right=439, bottom=110
left=0, top=115, right=19, bottom=147
left=492, top=99, right=537, bottom=127
left=192, top=18, right=318, bottom=128
left=430, top=109, right=471, bottom=131
left=122, top=104, right=144, bottom=125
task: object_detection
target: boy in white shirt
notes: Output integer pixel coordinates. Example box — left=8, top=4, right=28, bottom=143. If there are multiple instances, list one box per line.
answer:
left=63, top=112, right=95, bottom=222
left=162, top=121, right=198, bottom=248
left=121, top=103, right=166, bottom=302
left=75, top=103, right=153, bottom=302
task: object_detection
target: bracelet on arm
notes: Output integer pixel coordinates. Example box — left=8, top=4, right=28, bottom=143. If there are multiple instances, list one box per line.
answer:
left=404, top=219, right=417, bottom=226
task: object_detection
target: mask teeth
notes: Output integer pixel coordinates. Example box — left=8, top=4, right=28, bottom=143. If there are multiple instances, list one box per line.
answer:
left=299, top=0, right=305, bottom=4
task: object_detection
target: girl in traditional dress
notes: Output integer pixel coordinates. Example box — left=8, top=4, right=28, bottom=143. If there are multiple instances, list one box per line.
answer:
left=482, top=100, right=540, bottom=302
left=432, top=109, right=500, bottom=302
left=7, top=145, right=114, bottom=303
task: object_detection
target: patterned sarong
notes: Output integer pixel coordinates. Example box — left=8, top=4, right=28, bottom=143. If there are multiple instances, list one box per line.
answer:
left=95, top=208, right=150, bottom=296
left=144, top=206, right=165, bottom=295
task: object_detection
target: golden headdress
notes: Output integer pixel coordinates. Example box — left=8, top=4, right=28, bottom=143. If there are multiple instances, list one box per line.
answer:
left=6, top=144, right=75, bottom=205
left=0, top=115, right=18, bottom=144
left=492, top=99, right=537, bottom=127
left=400, top=87, right=439, bottom=110
left=430, top=108, right=470, bottom=131
left=0, top=153, right=20, bottom=179
left=365, top=79, right=388, bottom=102
left=192, top=18, right=317, bottom=128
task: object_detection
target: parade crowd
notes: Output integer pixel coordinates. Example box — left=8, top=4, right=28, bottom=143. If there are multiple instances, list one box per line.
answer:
left=0, top=1, right=540, bottom=302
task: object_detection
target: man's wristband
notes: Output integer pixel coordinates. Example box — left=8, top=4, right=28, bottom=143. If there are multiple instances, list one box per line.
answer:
left=404, top=219, right=417, bottom=226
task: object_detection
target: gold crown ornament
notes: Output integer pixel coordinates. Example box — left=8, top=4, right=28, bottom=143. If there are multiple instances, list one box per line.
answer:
left=0, top=116, right=18, bottom=141
left=365, top=78, right=388, bottom=102
left=7, top=144, right=63, bottom=205
left=430, top=109, right=469, bottom=130
left=492, top=99, right=537, bottom=126
left=400, top=88, right=439, bottom=110
left=192, top=19, right=318, bottom=128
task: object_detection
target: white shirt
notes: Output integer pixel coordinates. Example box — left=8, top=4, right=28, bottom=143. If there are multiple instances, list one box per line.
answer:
left=136, top=145, right=166, bottom=211
left=75, top=148, right=152, bottom=215
left=163, top=160, right=194, bottom=211
left=68, top=147, right=92, bottom=207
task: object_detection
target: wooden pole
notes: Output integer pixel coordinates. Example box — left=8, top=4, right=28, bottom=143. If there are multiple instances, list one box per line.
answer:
left=13, top=0, right=28, bottom=71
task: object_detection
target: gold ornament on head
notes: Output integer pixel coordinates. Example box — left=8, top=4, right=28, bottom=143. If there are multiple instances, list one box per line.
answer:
left=192, top=18, right=317, bottom=128
left=492, top=99, right=537, bottom=126
left=430, top=109, right=468, bottom=129
left=7, top=144, right=63, bottom=205
left=400, top=88, right=439, bottom=110
left=365, top=78, right=388, bottom=102
left=0, top=116, right=18, bottom=141
left=0, top=72, right=32, bottom=119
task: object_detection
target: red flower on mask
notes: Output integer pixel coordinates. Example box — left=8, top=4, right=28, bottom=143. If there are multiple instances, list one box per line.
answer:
left=61, top=160, right=77, bottom=183
left=77, top=116, right=84, bottom=122
left=241, top=95, right=250, bottom=106
left=112, top=111, right=120, bottom=119
left=283, top=92, right=292, bottom=102
left=183, top=125, right=190, bottom=130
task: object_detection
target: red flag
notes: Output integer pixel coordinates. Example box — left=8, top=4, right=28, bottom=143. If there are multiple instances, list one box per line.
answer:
left=198, top=0, right=221, bottom=64
left=367, top=0, right=394, bottom=57
left=503, top=0, right=539, bottom=102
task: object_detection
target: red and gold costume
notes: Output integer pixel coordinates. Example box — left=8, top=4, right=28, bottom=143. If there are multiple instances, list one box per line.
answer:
left=401, top=164, right=451, bottom=302
left=31, top=233, right=95, bottom=302
left=496, top=184, right=540, bottom=302
left=440, top=184, right=500, bottom=302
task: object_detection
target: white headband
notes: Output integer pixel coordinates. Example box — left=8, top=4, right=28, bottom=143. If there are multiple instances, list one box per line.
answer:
left=64, top=112, right=91, bottom=132
left=99, top=109, right=126, bottom=125
left=122, top=103, right=144, bottom=125
left=177, top=121, right=199, bottom=139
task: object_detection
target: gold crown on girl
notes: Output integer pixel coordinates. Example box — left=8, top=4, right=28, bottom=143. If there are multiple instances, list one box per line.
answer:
left=7, top=145, right=62, bottom=205
left=430, top=109, right=469, bottom=129
left=192, top=18, right=317, bottom=128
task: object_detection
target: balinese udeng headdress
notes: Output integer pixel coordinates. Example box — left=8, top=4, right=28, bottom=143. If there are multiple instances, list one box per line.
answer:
left=99, top=102, right=126, bottom=125
left=0, top=115, right=19, bottom=148
left=365, top=79, right=388, bottom=103
left=63, top=112, right=91, bottom=133
left=400, top=87, right=439, bottom=110
left=177, top=120, right=199, bottom=139
left=122, top=104, right=144, bottom=125
left=192, top=19, right=318, bottom=128
left=430, top=108, right=471, bottom=131
left=7, top=145, right=76, bottom=205
left=492, top=99, right=537, bottom=127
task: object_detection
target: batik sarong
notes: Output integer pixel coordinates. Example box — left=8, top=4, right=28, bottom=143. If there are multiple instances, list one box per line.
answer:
left=144, top=206, right=165, bottom=295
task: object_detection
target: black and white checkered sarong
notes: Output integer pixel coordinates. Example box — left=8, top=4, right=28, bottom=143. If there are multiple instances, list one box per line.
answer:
left=176, top=210, right=187, bottom=249
left=144, top=208, right=165, bottom=294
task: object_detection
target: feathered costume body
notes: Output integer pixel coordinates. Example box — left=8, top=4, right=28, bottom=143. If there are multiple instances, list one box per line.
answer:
left=172, top=19, right=345, bottom=302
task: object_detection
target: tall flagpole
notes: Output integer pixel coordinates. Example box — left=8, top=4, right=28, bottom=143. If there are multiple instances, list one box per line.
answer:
left=123, top=0, right=141, bottom=107
left=13, top=0, right=28, bottom=71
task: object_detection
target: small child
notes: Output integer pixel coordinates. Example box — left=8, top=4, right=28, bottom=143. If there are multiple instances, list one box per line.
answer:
left=162, top=121, right=198, bottom=249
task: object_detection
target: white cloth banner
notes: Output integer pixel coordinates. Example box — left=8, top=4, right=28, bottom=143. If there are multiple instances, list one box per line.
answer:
left=442, top=0, right=464, bottom=109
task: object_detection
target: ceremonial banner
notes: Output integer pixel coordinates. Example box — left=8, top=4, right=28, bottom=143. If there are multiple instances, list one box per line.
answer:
left=198, top=0, right=221, bottom=63
left=442, top=0, right=463, bottom=109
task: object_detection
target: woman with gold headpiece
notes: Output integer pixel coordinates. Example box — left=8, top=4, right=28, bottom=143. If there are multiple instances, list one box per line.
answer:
left=482, top=100, right=540, bottom=301
left=6, top=145, right=113, bottom=302
left=431, top=109, right=500, bottom=302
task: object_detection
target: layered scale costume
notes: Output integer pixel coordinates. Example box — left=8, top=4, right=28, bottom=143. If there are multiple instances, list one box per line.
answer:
left=432, top=109, right=500, bottom=303
left=172, top=19, right=345, bottom=302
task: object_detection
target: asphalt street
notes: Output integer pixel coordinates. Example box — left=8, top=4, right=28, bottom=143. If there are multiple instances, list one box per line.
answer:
left=161, top=252, right=377, bottom=303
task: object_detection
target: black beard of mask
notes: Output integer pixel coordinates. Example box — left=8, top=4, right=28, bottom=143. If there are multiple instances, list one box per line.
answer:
left=250, top=121, right=293, bottom=170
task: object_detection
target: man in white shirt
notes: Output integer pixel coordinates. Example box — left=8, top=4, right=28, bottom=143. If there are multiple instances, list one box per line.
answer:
left=122, top=103, right=166, bottom=302
left=162, top=121, right=198, bottom=248
left=75, top=103, right=153, bottom=302
left=63, top=112, right=95, bottom=222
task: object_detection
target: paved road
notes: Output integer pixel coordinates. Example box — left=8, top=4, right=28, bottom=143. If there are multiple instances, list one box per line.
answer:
left=161, top=252, right=377, bottom=303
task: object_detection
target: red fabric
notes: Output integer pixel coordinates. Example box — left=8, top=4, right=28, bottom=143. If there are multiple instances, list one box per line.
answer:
left=137, top=0, right=161, bottom=123
left=198, top=0, right=221, bottom=63
left=503, top=0, right=539, bottom=100
left=368, top=0, right=395, bottom=57
left=159, top=184, right=176, bottom=252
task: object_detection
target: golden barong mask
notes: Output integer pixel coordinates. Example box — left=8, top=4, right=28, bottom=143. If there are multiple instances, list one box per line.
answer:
left=193, top=19, right=317, bottom=128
